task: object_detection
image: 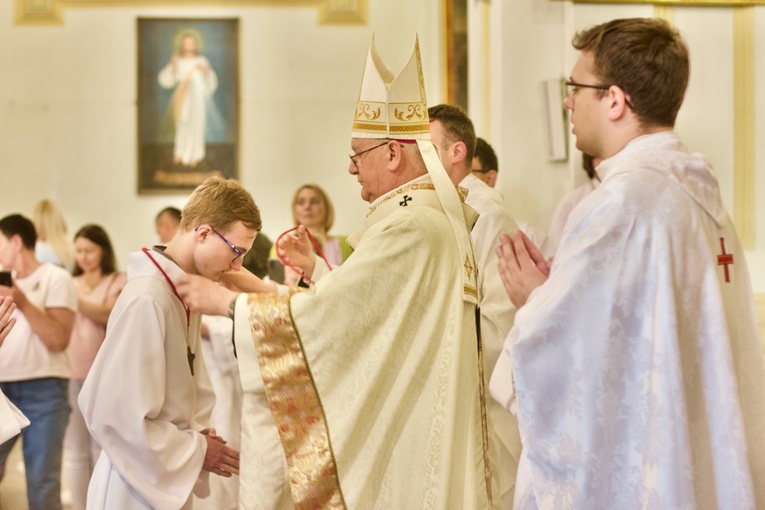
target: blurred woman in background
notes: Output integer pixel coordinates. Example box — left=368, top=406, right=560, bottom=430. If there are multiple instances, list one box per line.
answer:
left=63, top=224, right=126, bottom=510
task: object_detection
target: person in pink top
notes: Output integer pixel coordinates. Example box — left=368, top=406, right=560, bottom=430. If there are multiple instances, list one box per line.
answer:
left=63, top=224, right=126, bottom=510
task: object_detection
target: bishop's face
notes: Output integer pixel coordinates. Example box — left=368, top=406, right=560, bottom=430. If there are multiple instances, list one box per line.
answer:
left=563, top=51, right=610, bottom=158
left=348, top=139, right=391, bottom=203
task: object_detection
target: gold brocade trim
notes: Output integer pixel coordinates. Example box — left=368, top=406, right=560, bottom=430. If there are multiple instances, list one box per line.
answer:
left=351, top=121, right=431, bottom=133
left=247, top=294, right=346, bottom=509
left=367, top=183, right=436, bottom=216
left=463, top=285, right=477, bottom=298
left=475, top=306, right=494, bottom=508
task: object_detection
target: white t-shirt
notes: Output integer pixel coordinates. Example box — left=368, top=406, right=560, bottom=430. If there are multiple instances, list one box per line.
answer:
left=0, top=263, right=77, bottom=381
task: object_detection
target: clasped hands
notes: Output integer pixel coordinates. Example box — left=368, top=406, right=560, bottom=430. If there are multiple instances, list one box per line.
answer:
left=497, top=230, right=551, bottom=308
left=201, top=428, right=240, bottom=478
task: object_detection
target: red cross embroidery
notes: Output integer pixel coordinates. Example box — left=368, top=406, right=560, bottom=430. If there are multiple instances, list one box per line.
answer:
left=717, top=237, right=734, bottom=283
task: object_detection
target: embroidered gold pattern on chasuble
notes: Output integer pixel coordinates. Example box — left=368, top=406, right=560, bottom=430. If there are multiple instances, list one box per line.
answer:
left=247, top=294, right=346, bottom=509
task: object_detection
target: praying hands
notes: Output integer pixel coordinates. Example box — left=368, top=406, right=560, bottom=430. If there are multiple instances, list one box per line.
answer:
left=496, top=230, right=551, bottom=308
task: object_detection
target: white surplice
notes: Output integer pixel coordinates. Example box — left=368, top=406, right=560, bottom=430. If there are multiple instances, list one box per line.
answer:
left=491, top=131, right=765, bottom=510
left=460, top=173, right=522, bottom=508
left=235, top=176, right=500, bottom=509
left=79, top=249, right=215, bottom=510
left=194, top=315, right=241, bottom=510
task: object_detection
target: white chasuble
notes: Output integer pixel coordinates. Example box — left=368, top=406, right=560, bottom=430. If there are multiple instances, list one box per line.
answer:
left=80, top=249, right=216, bottom=510
left=236, top=180, right=500, bottom=509
left=492, top=132, right=765, bottom=509
left=460, top=173, right=522, bottom=508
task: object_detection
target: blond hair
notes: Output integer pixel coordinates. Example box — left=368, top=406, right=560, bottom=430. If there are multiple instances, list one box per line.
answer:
left=180, top=177, right=262, bottom=233
left=31, top=199, right=74, bottom=269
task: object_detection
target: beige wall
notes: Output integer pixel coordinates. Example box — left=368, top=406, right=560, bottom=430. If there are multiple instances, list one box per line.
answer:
left=0, top=1, right=443, bottom=268
left=1, top=0, right=763, bottom=334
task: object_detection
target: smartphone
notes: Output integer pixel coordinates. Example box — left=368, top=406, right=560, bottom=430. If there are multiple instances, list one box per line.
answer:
left=0, top=271, right=12, bottom=287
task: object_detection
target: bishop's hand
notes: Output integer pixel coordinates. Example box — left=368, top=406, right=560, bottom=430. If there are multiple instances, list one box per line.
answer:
left=176, top=274, right=239, bottom=317
left=220, top=267, right=278, bottom=294
left=277, top=225, right=317, bottom=279
left=496, top=230, right=550, bottom=308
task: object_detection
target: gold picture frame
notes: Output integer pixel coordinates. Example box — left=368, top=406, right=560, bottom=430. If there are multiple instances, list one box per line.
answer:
left=553, top=0, right=765, bottom=5
left=16, top=0, right=368, bottom=26
left=443, top=0, right=468, bottom=112
left=137, top=18, right=240, bottom=194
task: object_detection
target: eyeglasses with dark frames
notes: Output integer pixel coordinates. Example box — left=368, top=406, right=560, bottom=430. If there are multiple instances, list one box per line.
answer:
left=348, top=141, right=390, bottom=167
left=200, top=226, right=244, bottom=263
left=564, top=80, right=634, bottom=109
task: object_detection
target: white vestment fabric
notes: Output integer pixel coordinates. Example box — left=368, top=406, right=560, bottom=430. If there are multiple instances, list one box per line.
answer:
left=236, top=177, right=500, bottom=509
left=491, top=132, right=765, bottom=509
left=158, top=55, right=218, bottom=165
left=545, top=179, right=598, bottom=257
left=460, top=173, right=522, bottom=508
left=80, top=249, right=216, bottom=510
left=194, top=315, right=241, bottom=510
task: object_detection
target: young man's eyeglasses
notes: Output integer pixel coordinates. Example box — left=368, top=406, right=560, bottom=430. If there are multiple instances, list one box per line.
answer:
left=564, top=80, right=634, bottom=108
left=208, top=226, right=244, bottom=263
left=564, top=80, right=611, bottom=97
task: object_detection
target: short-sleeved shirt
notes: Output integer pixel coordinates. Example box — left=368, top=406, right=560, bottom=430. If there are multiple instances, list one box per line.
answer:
left=0, top=263, right=78, bottom=382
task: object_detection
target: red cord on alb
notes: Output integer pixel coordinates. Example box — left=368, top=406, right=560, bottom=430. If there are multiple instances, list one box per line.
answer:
left=275, top=226, right=333, bottom=285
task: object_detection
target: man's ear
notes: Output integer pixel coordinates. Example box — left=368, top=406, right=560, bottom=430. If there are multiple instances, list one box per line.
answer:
left=385, top=140, right=404, bottom=173
left=452, top=140, right=468, bottom=165
left=606, top=86, right=631, bottom=121
left=193, top=225, right=210, bottom=241
left=487, top=170, right=498, bottom=188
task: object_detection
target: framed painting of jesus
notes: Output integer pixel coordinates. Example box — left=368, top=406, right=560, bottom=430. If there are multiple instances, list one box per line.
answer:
left=137, top=18, right=239, bottom=194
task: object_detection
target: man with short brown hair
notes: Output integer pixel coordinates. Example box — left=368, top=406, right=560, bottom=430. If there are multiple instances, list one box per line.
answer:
left=491, top=18, right=765, bottom=509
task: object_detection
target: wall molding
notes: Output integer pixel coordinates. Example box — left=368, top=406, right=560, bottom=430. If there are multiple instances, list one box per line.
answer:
left=15, top=0, right=367, bottom=25
left=733, top=7, right=756, bottom=249
left=653, top=4, right=675, bottom=23
left=755, top=293, right=765, bottom=354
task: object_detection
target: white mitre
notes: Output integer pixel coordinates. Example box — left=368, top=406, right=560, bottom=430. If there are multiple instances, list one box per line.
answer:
left=352, top=35, right=430, bottom=139
left=352, top=35, right=478, bottom=304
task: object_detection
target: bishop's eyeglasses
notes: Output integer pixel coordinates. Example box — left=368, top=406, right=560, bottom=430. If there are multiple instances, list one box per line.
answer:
left=349, top=141, right=389, bottom=168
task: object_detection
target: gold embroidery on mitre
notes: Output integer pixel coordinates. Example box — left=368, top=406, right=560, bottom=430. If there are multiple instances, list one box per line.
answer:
left=247, top=294, right=346, bottom=509
left=355, top=102, right=382, bottom=121
left=394, top=104, right=426, bottom=121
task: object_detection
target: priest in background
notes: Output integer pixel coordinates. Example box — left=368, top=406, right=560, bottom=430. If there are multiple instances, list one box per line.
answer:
left=178, top=35, right=500, bottom=509
left=491, top=17, right=765, bottom=509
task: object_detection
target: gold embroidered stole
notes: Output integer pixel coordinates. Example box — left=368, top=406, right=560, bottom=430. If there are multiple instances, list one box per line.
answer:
left=246, top=293, right=346, bottom=509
